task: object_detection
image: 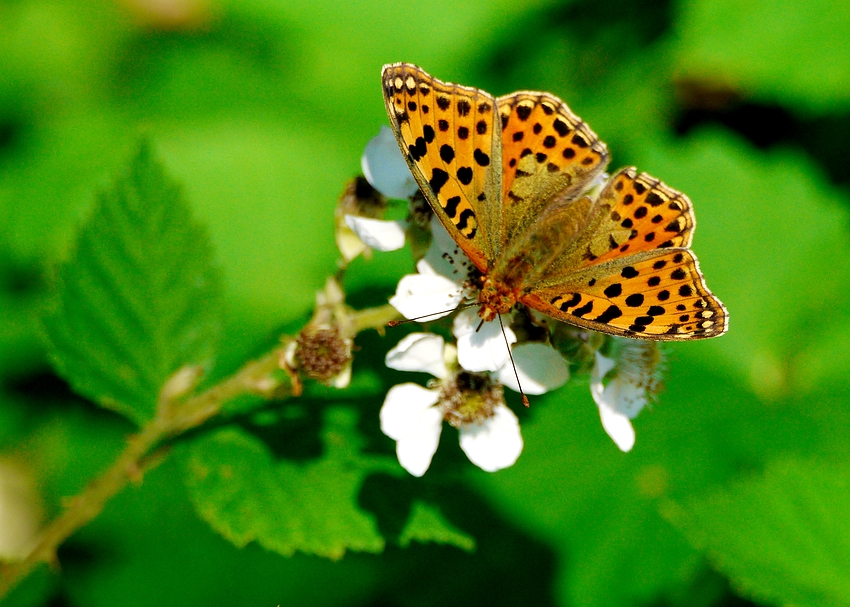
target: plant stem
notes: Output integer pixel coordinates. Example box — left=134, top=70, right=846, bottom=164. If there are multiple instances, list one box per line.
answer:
left=0, top=418, right=166, bottom=595
left=0, top=343, right=289, bottom=595
left=0, top=302, right=400, bottom=597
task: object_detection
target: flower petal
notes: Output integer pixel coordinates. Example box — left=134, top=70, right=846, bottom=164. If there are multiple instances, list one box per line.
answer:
left=344, top=215, right=407, bottom=251
left=596, top=396, right=636, bottom=452
left=591, top=352, right=643, bottom=452
left=498, top=342, right=569, bottom=395
left=380, top=383, right=441, bottom=440
left=385, top=333, right=449, bottom=379
left=395, top=406, right=444, bottom=477
left=591, top=352, right=616, bottom=386
left=389, top=273, right=464, bottom=321
left=453, top=309, right=516, bottom=373
left=361, top=126, right=419, bottom=199
left=458, top=404, right=523, bottom=472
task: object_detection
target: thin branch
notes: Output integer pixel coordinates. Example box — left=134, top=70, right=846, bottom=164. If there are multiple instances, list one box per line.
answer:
left=0, top=301, right=401, bottom=597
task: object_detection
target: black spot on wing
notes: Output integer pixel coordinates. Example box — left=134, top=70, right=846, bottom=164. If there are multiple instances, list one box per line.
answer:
left=430, top=168, right=449, bottom=194
left=595, top=305, right=623, bottom=323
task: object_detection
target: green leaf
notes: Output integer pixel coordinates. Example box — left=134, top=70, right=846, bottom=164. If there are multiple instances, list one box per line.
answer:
left=398, top=500, right=476, bottom=552
left=44, top=141, right=223, bottom=425
left=674, top=0, right=850, bottom=112
left=181, top=407, right=395, bottom=560
left=664, top=459, right=850, bottom=607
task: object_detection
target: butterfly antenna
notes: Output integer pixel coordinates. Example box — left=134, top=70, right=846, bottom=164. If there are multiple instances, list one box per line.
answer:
left=498, top=313, right=529, bottom=407
left=387, top=302, right=477, bottom=327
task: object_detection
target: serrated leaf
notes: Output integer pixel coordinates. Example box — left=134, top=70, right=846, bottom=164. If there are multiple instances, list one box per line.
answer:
left=44, top=141, right=223, bottom=425
left=664, top=459, right=850, bottom=607
left=182, top=407, right=395, bottom=560
left=674, top=0, right=850, bottom=112
left=398, top=500, right=476, bottom=552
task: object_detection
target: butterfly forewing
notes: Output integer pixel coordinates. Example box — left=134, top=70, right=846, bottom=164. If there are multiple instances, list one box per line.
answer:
left=522, top=249, right=727, bottom=340
left=496, top=93, right=609, bottom=253
left=382, top=63, right=501, bottom=271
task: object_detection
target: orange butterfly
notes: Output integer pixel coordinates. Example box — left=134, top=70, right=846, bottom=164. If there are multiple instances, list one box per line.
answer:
left=382, top=63, right=727, bottom=340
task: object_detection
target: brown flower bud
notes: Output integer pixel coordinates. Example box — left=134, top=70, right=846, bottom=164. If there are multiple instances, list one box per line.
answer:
left=295, top=326, right=352, bottom=383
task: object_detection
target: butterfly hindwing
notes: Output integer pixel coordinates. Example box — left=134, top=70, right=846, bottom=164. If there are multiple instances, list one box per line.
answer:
left=496, top=92, right=609, bottom=251
left=521, top=249, right=728, bottom=340
left=576, top=168, right=695, bottom=268
left=382, top=63, right=501, bottom=271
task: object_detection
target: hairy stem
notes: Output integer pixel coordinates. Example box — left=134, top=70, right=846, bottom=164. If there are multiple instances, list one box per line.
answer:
left=0, top=302, right=399, bottom=597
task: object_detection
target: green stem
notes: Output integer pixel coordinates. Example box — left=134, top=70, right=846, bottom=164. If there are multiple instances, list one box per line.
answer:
left=0, top=418, right=167, bottom=595
left=0, top=302, right=400, bottom=598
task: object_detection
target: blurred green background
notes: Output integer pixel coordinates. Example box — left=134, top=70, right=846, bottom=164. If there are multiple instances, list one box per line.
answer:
left=2, top=0, right=849, bottom=605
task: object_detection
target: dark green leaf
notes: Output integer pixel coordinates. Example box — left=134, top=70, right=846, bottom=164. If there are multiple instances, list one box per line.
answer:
left=398, top=500, right=476, bottom=552
left=182, top=407, right=394, bottom=560
left=674, top=0, right=850, bottom=111
left=44, top=141, right=223, bottom=424
left=665, top=459, right=850, bottom=607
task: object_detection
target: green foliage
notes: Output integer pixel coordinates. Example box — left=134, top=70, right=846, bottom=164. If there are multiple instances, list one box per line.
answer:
left=182, top=407, right=475, bottom=559
left=398, top=501, right=475, bottom=551
left=666, top=460, right=850, bottom=607
left=675, top=0, right=850, bottom=112
left=182, top=408, right=389, bottom=559
left=2, top=0, right=849, bottom=605
left=43, top=142, right=223, bottom=425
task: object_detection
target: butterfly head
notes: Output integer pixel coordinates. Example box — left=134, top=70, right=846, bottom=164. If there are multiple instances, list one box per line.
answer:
left=477, top=276, right=518, bottom=322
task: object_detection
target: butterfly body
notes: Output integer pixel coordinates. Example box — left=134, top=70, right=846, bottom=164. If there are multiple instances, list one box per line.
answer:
left=382, top=63, right=727, bottom=340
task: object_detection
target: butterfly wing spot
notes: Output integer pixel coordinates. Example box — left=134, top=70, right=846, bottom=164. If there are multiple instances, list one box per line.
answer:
left=498, top=94, right=608, bottom=208
left=522, top=249, right=727, bottom=340
left=578, top=168, right=697, bottom=268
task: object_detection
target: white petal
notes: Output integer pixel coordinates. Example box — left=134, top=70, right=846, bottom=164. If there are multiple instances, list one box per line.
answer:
left=498, top=342, right=569, bottom=395
left=610, top=378, right=648, bottom=419
left=419, top=240, right=467, bottom=282
left=590, top=352, right=644, bottom=452
left=458, top=405, right=523, bottom=472
left=385, top=333, right=449, bottom=379
left=396, top=406, right=444, bottom=477
left=597, top=396, right=636, bottom=452
left=336, top=225, right=367, bottom=262
left=414, top=217, right=476, bottom=283
left=389, top=273, right=464, bottom=321
left=429, top=215, right=463, bottom=256
left=361, top=126, right=419, bottom=199
left=591, top=352, right=616, bottom=388
left=344, top=215, right=407, bottom=251
left=453, top=309, right=516, bottom=373
left=380, top=383, right=441, bottom=440
left=328, top=364, right=352, bottom=389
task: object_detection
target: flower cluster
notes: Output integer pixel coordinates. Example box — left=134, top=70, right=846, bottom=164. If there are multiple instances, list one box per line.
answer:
left=335, top=128, right=662, bottom=476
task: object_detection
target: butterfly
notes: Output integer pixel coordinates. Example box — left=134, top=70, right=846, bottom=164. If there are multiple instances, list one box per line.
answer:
left=381, top=63, right=727, bottom=340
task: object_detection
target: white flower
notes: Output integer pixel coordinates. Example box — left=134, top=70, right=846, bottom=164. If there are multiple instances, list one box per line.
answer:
left=390, top=216, right=513, bottom=373
left=339, top=127, right=421, bottom=256
left=380, top=333, right=523, bottom=476
left=496, top=342, right=570, bottom=395
left=590, top=351, right=649, bottom=452
left=361, top=125, right=419, bottom=199
left=452, top=308, right=515, bottom=373
left=388, top=215, right=473, bottom=321
left=343, top=215, right=407, bottom=252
